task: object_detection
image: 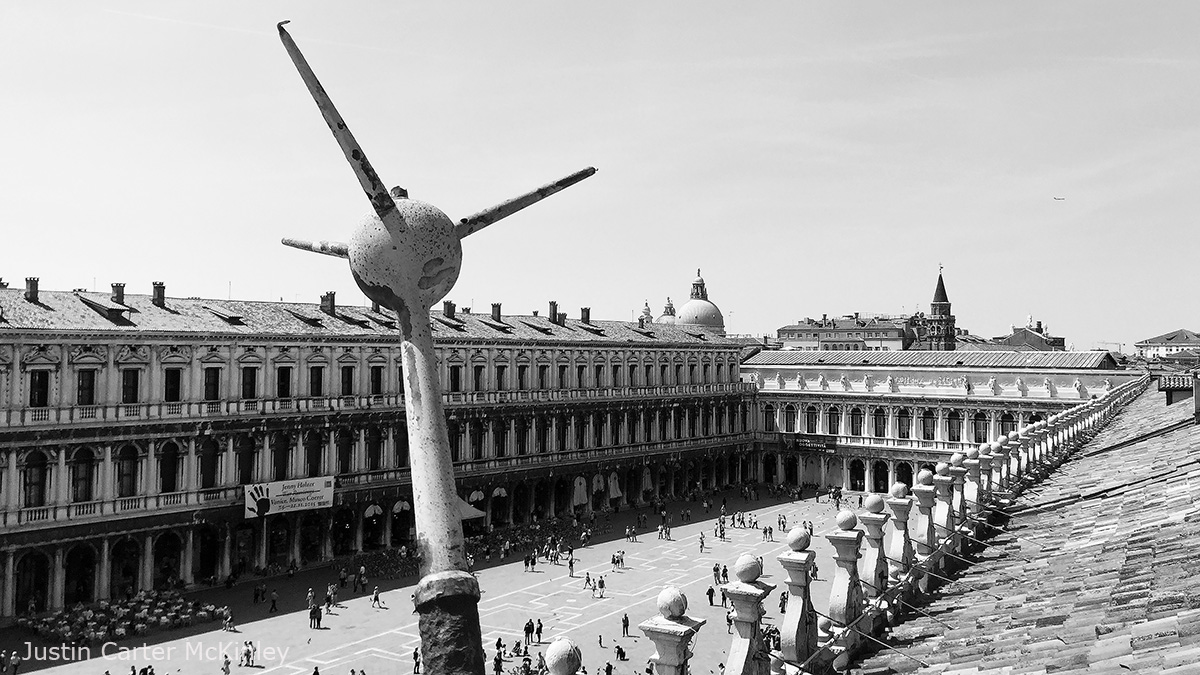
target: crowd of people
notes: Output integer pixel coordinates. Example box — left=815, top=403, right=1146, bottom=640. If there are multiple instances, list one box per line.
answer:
left=14, top=590, right=230, bottom=645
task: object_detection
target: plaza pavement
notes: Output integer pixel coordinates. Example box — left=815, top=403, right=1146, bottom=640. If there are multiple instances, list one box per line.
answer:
left=7, top=492, right=853, bottom=675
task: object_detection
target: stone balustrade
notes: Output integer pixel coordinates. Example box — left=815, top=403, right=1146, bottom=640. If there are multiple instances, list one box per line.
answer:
left=639, top=586, right=706, bottom=675
left=749, top=373, right=1149, bottom=674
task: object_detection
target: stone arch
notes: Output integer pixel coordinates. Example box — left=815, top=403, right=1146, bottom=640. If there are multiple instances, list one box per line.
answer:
left=895, top=462, right=914, bottom=487
left=235, top=435, right=256, bottom=485
left=871, top=460, right=889, bottom=494
left=784, top=455, right=799, bottom=485
left=153, top=530, right=184, bottom=589
left=22, top=449, right=50, bottom=508
left=159, top=442, right=181, bottom=493
left=297, top=512, right=326, bottom=563
left=512, top=483, right=531, bottom=525
left=303, top=430, right=323, bottom=478
left=490, top=486, right=511, bottom=525
left=110, top=537, right=141, bottom=601
left=554, top=478, right=572, bottom=518
left=390, top=499, right=413, bottom=547
left=533, top=480, right=552, bottom=520
left=64, top=543, right=97, bottom=605
left=194, top=525, right=221, bottom=582
left=15, top=549, right=50, bottom=614
left=825, top=457, right=844, bottom=490
left=849, top=407, right=865, bottom=436
left=849, top=459, right=866, bottom=492
left=805, top=406, right=819, bottom=434
left=270, top=433, right=290, bottom=482
left=362, top=503, right=386, bottom=551
left=761, top=453, right=777, bottom=484
left=331, top=508, right=355, bottom=556
left=70, top=447, right=97, bottom=503
left=783, top=404, right=797, bottom=433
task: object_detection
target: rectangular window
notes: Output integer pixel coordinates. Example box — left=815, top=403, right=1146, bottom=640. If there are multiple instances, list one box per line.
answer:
left=77, top=369, right=96, bottom=406
left=241, top=366, right=258, bottom=400
left=496, top=365, right=507, bottom=391
left=29, top=370, right=50, bottom=407
left=121, top=369, right=140, bottom=404
left=538, top=365, right=549, bottom=389
left=576, top=365, right=586, bottom=388
left=277, top=366, right=292, bottom=399
left=449, top=365, right=462, bottom=393
left=203, top=367, right=221, bottom=401
left=645, top=365, right=653, bottom=386
left=660, top=365, right=668, bottom=385
left=340, top=366, right=354, bottom=396
left=611, top=365, right=621, bottom=388
left=517, top=365, right=528, bottom=390
left=629, top=365, right=637, bottom=387
left=473, top=365, right=485, bottom=391
left=164, top=368, right=182, bottom=402
left=370, top=365, right=384, bottom=395
left=309, top=366, right=324, bottom=397
left=675, top=365, right=684, bottom=385
left=594, top=365, right=604, bottom=388
left=703, top=364, right=710, bottom=383
left=558, top=364, right=568, bottom=388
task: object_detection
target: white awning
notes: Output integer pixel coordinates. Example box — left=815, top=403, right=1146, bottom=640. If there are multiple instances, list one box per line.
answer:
left=458, top=498, right=486, bottom=520
left=592, top=474, right=605, bottom=493
left=468, top=490, right=485, bottom=503
left=392, top=500, right=411, bottom=513
left=493, top=487, right=508, bottom=498
left=642, top=470, right=653, bottom=492
left=573, top=477, right=588, bottom=506
left=364, top=504, right=383, bottom=517
left=608, top=472, right=623, bottom=499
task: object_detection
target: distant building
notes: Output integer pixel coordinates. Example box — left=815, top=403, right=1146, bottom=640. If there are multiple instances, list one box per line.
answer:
left=1135, top=329, right=1200, bottom=360
left=991, top=319, right=1066, bottom=351
left=776, top=314, right=910, bottom=351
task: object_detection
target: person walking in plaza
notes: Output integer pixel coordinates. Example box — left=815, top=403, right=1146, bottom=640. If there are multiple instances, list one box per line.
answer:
left=371, top=586, right=384, bottom=608
left=6, top=654, right=18, bottom=675
left=524, top=618, right=535, bottom=645
left=306, top=588, right=315, bottom=607
left=412, top=648, right=420, bottom=674
left=707, top=586, right=715, bottom=605
left=269, top=589, right=279, bottom=613
left=721, top=565, right=729, bottom=584
left=492, top=651, right=503, bottom=675
left=597, top=576, right=606, bottom=598
left=698, top=532, right=705, bottom=553
left=222, top=656, right=231, bottom=675
left=583, top=572, right=593, bottom=591
left=621, top=613, right=630, bottom=637
left=568, top=557, right=575, bottom=577
left=535, top=619, right=543, bottom=643
left=712, top=563, right=721, bottom=584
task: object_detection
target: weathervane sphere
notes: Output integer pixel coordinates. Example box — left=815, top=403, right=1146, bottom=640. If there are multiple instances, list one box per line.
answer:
left=348, top=198, right=462, bottom=320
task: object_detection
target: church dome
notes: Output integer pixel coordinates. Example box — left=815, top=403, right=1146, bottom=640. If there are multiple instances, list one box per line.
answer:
left=675, top=268, right=725, bottom=333
left=655, top=297, right=677, bottom=325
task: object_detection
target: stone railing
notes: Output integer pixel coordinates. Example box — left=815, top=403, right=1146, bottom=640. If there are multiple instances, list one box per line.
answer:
left=708, top=374, right=1149, bottom=674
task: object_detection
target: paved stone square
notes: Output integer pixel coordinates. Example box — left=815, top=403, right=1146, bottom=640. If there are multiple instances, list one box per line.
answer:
left=10, top=494, right=851, bottom=675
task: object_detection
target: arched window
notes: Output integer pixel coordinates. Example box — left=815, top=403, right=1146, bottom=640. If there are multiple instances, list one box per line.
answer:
left=199, top=440, right=220, bottom=488
left=947, top=410, right=962, bottom=443
left=897, top=408, right=912, bottom=439
left=24, top=450, right=49, bottom=508
left=805, top=406, right=818, bottom=434
left=921, top=410, right=937, bottom=441
left=71, top=448, right=95, bottom=503
left=972, top=413, right=989, bottom=444
left=783, top=404, right=796, bottom=433
left=160, top=443, right=180, bottom=493
left=116, top=445, right=139, bottom=498
left=872, top=408, right=887, bottom=437
left=850, top=408, right=864, bottom=436
left=826, top=407, right=842, bottom=435
left=1000, top=413, right=1016, bottom=436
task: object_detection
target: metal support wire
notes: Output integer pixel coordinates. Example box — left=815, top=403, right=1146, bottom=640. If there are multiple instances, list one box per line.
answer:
left=807, top=607, right=932, bottom=669
left=857, top=579, right=954, bottom=629
left=955, top=530, right=1036, bottom=562
left=962, top=515, right=1050, bottom=549
left=883, top=554, right=1005, bottom=601
left=937, top=549, right=1028, bottom=585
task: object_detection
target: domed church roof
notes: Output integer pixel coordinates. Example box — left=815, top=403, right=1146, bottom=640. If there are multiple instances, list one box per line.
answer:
left=676, top=268, right=725, bottom=333
left=655, top=297, right=677, bottom=325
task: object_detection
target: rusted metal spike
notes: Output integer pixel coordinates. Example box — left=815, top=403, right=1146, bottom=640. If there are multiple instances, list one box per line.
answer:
left=277, top=21, right=402, bottom=227
left=281, top=237, right=351, bottom=259
left=454, top=167, right=597, bottom=239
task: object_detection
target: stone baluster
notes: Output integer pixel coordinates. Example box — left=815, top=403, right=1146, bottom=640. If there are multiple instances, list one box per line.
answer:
left=857, top=495, right=889, bottom=600
left=639, top=586, right=706, bottom=675
left=883, top=483, right=914, bottom=624
left=823, top=511, right=865, bottom=674
left=1007, top=430, right=1022, bottom=483
left=909, top=470, right=936, bottom=594
left=948, top=453, right=969, bottom=549
left=545, top=637, right=583, bottom=675
left=931, top=463, right=955, bottom=569
left=975, top=443, right=992, bottom=497
left=962, top=448, right=982, bottom=545
left=991, top=437, right=1008, bottom=491
left=725, top=553, right=776, bottom=675
left=777, top=528, right=818, bottom=673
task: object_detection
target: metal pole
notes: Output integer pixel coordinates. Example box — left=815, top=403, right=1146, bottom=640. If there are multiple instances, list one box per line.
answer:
left=857, top=579, right=954, bottom=629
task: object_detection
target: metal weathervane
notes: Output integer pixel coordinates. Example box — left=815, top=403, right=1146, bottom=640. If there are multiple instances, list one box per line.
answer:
left=276, top=21, right=595, bottom=674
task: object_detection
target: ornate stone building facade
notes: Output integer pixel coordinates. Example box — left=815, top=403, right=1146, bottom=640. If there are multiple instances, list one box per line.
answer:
left=0, top=281, right=755, bottom=617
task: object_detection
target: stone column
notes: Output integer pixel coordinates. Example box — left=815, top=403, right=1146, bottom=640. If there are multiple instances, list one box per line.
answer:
left=639, top=587, right=705, bottom=675
left=883, top=483, right=914, bottom=623
left=1007, top=430, right=1022, bottom=482
left=289, top=514, right=302, bottom=566
left=51, top=545, right=66, bottom=611
left=931, top=463, right=955, bottom=570
left=910, top=470, right=936, bottom=594
left=141, top=532, right=155, bottom=591
left=975, top=444, right=992, bottom=497
left=219, top=524, right=233, bottom=580
left=184, top=439, right=197, bottom=493
left=291, top=433, right=305, bottom=480
left=223, top=437, right=237, bottom=486
left=3, top=550, right=16, bottom=617
left=962, top=449, right=982, bottom=544
left=857, top=496, right=889, bottom=599
left=146, top=440, right=160, bottom=496
left=101, top=444, right=115, bottom=502
left=778, top=528, right=818, bottom=672
left=823, top=511, right=865, bottom=673
left=56, top=449, right=69, bottom=505
left=98, top=537, right=112, bottom=601
left=991, top=437, right=1008, bottom=491
left=724, top=554, right=774, bottom=675
left=320, top=515, right=333, bottom=561
left=354, top=507, right=365, bottom=553
left=256, top=517, right=268, bottom=568
left=182, top=527, right=195, bottom=585
left=948, top=454, right=969, bottom=536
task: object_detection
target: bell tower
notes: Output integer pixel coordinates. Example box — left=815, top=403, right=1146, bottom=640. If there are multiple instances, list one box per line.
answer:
left=929, top=269, right=956, bottom=351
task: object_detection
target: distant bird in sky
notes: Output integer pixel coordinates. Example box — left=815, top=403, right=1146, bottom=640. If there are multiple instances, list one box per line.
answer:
left=1053, top=197, right=1066, bottom=201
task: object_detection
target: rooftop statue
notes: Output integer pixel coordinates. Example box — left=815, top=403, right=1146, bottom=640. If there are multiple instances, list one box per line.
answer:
left=275, top=22, right=595, bottom=675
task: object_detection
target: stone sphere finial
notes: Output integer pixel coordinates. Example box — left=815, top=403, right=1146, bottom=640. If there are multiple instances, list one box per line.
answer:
left=917, top=469, right=934, bottom=485
left=935, top=462, right=950, bottom=476
left=995, top=435, right=1009, bottom=448
left=786, top=526, right=811, bottom=552
left=889, top=482, right=909, bottom=498
left=989, top=441, right=1003, bottom=453
left=544, top=637, right=583, bottom=675
left=656, top=586, right=687, bottom=619
left=966, top=447, right=980, bottom=459
left=950, top=452, right=965, bottom=467
left=734, top=553, right=762, bottom=582
left=864, top=494, right=885, bottom=513
left=978, top=442, right=990, bottom=455
left=836, top=509, right=858, bottom=530
left=1007, top=430, right=1020, bottom=442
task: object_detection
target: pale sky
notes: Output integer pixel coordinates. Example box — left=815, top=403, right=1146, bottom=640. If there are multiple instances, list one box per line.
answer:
left=2, top=2, right=1197, bottom=350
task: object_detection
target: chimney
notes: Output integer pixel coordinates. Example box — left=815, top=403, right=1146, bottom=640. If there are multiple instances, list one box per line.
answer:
left=0, top=278, right=8, bottom=289
left=491, top=303, right=502, bottom=322
left=371, top=301, right=380, bottom=313
left=549, top=301, right=558, bottom=323
left=581, top=307, right=591, bottom=325
left=320, top=291, right=336, bottom=315
left=111, top=283, right=125, bottom=305
left=24, top=277, right=38, bottom=303
left=532, top=310, right=539, bottom=317
left=637, top=316, right=645, bottom=328
left=557, top=312, right=567, bottom=325
left=443, top=300, right=455, bottom=319
left=152, top=281, right=165, bottom=307
left=1036, top=320, right=1043, bottom=334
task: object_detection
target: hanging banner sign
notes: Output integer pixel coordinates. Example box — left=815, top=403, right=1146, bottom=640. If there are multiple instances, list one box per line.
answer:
left=244, top=477, right=335, bottom=518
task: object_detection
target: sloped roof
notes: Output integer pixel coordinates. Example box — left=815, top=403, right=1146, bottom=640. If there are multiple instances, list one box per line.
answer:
left=933, top=273, right=949, bottom=304
left=743, top=350, right=1119, bottom=370
left=1135, top=329, right=1200, bottom=346
left=852, top=388, right=1200, bottom=674
left=0, top=288, right=739, bottom=348
left=778, top=317, right=908, bottom=332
